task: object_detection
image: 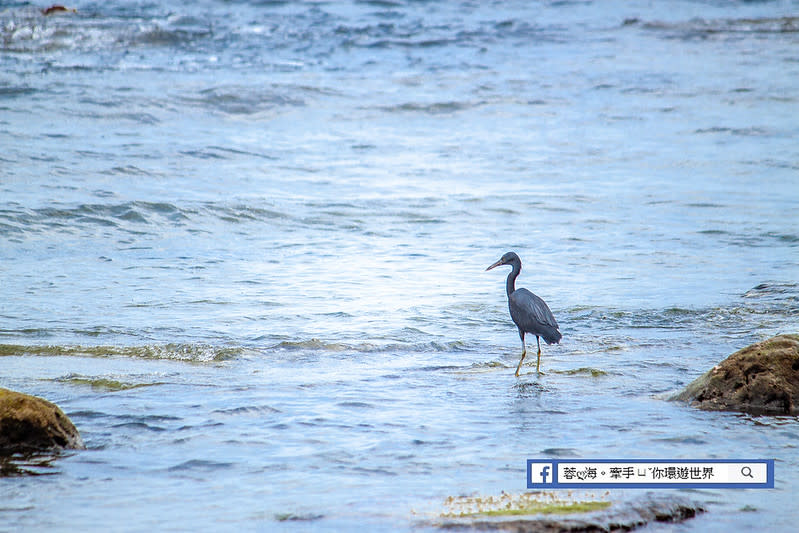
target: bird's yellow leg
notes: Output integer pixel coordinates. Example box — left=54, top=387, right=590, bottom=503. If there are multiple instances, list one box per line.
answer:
left=515, top=350, right=526, bottom=377
left=536, top=336, right=543, bottom=375
left=515, top=333, right=527, bottom=377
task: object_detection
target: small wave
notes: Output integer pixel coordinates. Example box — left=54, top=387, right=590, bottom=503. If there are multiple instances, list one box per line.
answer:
left=362, top=37, right=456, bottom=49
left=181, top=85, right=305, bottom=115
left=0, top=7, right=213, bottom=55
left=694, top=126, right=774, bottom=137
left=761, top=232, right=799, bottom=244
left=119, top=413, right=180, bottom=423
left=132, top=25, right=211, bottom=47
left=212, top=405, right=281, bottom=416
left=741, top=282, right=799, bottom=316
left=103, top=164, right=156, bottom=176
left=266, top=338, right=472, bottom=354
left=468, top=360, right=507, bottom=370
left=275, top=513, right=325, bottom=523
left=0, top=201, right=193, bottom=237
left=335, top=17, right=564, bottom=50
left=336, top=401, right=375, bottom=409
left=53, top=373, right=162, bottom=391
left=179, top=146, right=277, bottom=161
left=540, top=448, right=580, bottom=457
left=270, top=339, right=356, bottom=352
left=634, top=16, right=799, bottom=40
left=334, top=20, right=453, bottom=49
left=554, top=367, right=608, bottom=377
left=744, top=282, right=799, bottom=298
left=68, top=410, right=110, bottom=420
left=0, top=86, right=36, bottom=98
left=566, top=298, right=799, bottom=333
left=0, top=343, right=244, bottom=362
left=9, top=198, right=302, bottom=239
left=167, top=459, right=235, bottom=472
left=431, top=360, right=509, bottom=375
left=202, top=203, right=288, bottom=224
left=0, top=198, right=304, bottom=240
left=651, top=436, right=708, bottom=446
left=112, top=421, right=166, bottom=432
left=377, top=100, right=483, bottom=115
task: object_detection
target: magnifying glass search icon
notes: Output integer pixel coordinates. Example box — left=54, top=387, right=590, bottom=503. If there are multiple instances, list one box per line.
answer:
left=741, top=466, right=754, bottom=478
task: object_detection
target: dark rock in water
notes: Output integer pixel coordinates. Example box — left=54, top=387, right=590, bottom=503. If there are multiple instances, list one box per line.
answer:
left=435, top=494, right=703, bottom=532
left=41, top=5, right=77, bottom=16
left=0, top=388, right=85, bottom=455
left=671, top=334, right=799, bottom=415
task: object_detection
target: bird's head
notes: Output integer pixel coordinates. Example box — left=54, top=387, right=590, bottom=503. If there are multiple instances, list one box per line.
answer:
left=485, top=251, right=520, bottom=271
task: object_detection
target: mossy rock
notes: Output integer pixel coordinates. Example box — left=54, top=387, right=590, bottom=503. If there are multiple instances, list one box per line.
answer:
left=434, top=493, right=702, bottom=532
left=440, top=492, right=610, bottom=519
left=671, top=334, right=799, bottom=415
left=0, top=388, right=85, bottom=455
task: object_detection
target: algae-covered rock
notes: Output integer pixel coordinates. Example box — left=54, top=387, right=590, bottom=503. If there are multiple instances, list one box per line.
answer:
left=440, top=492, right=610, bottom=520
left=0, top=388, right=85, bottom=455
left=434, top=493, right=703, bottom=532
left=671, top=334, right=799, bottom=415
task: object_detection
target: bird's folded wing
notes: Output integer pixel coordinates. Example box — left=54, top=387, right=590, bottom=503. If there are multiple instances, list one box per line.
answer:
left=509, top=288, right=559, bottom=330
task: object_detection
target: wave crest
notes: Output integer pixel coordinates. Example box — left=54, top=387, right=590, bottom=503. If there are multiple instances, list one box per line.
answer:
left=0, top=343, right=243, bottom=362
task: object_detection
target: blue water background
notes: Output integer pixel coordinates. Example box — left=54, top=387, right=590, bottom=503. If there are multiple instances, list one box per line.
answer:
left=1, top=1, right=798, bottom=531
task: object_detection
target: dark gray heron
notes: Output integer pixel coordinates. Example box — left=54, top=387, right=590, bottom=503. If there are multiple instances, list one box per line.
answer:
left=486, top=251, right=562, bottom=376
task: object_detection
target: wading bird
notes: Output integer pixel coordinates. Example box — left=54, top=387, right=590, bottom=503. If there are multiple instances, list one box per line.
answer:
left=486, top=252, right=561, bottom=376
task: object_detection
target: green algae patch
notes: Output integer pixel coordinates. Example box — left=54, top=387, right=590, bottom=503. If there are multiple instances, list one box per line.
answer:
left=54, top=374, right=162, bottom=392
left=0, top=343, right=244, bottom=362
left=556, top=367, right=608, bottom=377
left=432, top=493, right=704, bottom=532
left=441, top=491, right=610, bottom=519
left=473, top=501, right=610, bottom=517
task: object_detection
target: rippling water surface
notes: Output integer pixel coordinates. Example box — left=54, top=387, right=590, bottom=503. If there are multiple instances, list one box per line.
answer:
left=1, top=1, right=798, bottom=531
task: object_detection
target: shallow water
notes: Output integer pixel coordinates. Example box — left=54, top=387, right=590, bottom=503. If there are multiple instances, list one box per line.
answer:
left=1, top=0, right=798, bottom=531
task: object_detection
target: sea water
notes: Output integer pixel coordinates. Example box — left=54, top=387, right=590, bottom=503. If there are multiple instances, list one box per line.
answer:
left=1, top=1, right=798, bottom=531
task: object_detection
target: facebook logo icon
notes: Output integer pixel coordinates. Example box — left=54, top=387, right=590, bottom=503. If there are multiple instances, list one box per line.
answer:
left=529, top=462, right=554, bottom=486
left=540, top=465, right=551, bottom=483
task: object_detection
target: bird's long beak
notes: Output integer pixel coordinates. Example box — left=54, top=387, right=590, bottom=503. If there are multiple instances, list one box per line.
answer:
left=485, top=259, right=504, bottom=271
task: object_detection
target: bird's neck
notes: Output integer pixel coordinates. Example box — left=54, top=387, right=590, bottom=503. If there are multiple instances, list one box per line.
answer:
left=506, top=262, right=520, bottom=298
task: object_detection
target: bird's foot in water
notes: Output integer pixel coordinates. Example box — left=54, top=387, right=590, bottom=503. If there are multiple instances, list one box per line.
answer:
left=515, top=368, right=545, bottom=377
left=514, top=351, right=526, bottom=377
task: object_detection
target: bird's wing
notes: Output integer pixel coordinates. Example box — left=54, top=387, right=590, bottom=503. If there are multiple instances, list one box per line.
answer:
left=509, top=288, right=560, bottom=331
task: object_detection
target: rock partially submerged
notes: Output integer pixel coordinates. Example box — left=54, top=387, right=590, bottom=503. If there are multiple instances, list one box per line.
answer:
left=671, top=334, right=799, bottom=415
left=41, top=5, right=77, bottom=16
left=0, top=388, right=84, bottom=455
left=435, top=494, right=703, bottom=532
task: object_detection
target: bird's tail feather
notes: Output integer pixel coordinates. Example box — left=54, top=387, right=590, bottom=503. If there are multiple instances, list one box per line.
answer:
left=542, top=327, right=562, bottom=345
